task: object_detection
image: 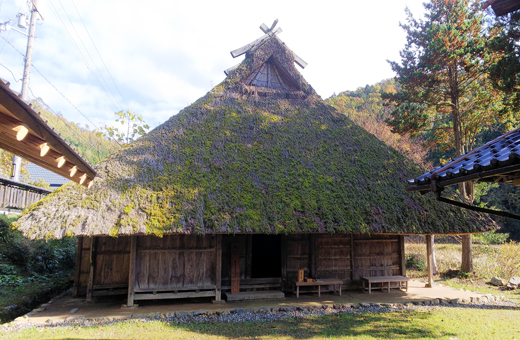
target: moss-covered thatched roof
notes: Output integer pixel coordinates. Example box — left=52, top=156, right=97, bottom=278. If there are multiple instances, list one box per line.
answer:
left=15, top=36, right=495, bottom=239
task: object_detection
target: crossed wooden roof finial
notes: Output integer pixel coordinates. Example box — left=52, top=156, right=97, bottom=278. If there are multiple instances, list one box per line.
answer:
left=225, top=20, right=307, bottom=75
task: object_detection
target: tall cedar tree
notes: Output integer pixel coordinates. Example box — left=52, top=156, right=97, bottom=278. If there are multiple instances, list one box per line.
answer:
left=384, top=0, right=515, bottom=201
left=488, top=11, right=520, bottom=112
left=384, top=0, right=513, bottom=273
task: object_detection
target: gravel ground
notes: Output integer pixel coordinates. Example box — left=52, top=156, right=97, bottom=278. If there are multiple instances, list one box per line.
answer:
left=1, top=297, right=519, bottom=333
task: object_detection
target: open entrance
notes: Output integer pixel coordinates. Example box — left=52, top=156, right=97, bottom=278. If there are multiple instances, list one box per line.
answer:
left=251, top=235, right=281, bottom=278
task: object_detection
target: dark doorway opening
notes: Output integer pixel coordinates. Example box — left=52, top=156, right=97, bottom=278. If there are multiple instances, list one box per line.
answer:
left=251, top=235, right=281, bottom=278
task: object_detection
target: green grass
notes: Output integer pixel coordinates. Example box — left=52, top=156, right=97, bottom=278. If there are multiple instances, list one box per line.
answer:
left=4, top=307, right=520, bottom=339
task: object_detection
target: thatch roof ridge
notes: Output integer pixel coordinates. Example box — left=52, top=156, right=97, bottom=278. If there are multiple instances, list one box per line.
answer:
left=14, top=37, right=496, bottom=239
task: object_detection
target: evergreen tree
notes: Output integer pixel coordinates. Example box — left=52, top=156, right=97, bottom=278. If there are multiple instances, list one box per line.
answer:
left=384, top=0, right=517, bottom=272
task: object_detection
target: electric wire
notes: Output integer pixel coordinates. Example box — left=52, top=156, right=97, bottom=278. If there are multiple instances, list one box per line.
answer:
left=46, top=0, right=122, bottom=112
left=55, top=0, right=126, bottom=110
left=0, top=60, right=20, bottom=81
left=33, top=95, right=104, bottom=160
left=0, top=0, right=27, bottom=55
left=0, top=34, right=121, bottom=147
left=70, top=0, right=130, bottom=110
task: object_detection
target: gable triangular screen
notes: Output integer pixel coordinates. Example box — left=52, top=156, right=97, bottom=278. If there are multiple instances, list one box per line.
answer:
left=243, top=58, right=299, bottom=91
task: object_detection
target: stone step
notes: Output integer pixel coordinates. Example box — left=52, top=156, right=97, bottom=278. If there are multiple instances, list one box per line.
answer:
left=225, top=290, right=285, bottom=301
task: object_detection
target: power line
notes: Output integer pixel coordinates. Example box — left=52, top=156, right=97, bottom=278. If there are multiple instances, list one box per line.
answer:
left=46, top=0, right=122, bottom=112
left=33, top=96, right=103, bottom=160
left=0, top=60, right=20, bottom=81
left=54, top=0, right=125, bottom=110
left=70, top=0, right=130, bottom=110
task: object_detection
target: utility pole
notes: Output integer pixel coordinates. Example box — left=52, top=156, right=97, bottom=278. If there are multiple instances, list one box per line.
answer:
left=11, top=0, right=38, bottom=181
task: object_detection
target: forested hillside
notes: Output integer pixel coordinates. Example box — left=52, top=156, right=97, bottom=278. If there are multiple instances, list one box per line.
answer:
left=326, top=80, right=520, bottom=240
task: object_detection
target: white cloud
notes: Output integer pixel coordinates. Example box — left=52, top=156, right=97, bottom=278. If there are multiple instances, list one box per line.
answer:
left=0, top=0, right=426, bottom=130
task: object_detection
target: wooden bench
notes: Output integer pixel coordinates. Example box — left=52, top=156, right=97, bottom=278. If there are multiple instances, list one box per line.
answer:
left=294, top=279, right=343, bottom=298
left=361, top=276, right=409, bottom=294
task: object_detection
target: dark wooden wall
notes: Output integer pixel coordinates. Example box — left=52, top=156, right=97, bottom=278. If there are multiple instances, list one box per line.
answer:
left=74, top=233, right=405, bottom=301
left=135, top=235, right=216, bottom=292
left=352, top=234, right=403, bottom=281
left=73, top=236, right=130, bottom=298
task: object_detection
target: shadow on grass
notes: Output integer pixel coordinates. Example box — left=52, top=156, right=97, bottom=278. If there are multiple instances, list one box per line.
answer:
left=169, top=310, right=452, bottom=339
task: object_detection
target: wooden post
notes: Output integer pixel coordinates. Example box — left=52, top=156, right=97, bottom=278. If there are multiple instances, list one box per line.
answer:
left=425, top=234, right=434, bottom=288
left=350, top=234, right=355, bottom=282
left=127, top=235, right=137, bottom=307
left=461, top=234, right=473, bottom=273
left=310, top=234, right=316, bottom=279
left=230, top=242, right=240, bottom=294
left=73, top=237, right=83, bottom=297
left=86, top=237, right=96, bottom=301
left=399, top=235, right=406, bottom=277
left=281, top=235, right=287, bottom=291
left=214, top=235, right=222, bottom=301
left=246, top=235, right=252, bottom=279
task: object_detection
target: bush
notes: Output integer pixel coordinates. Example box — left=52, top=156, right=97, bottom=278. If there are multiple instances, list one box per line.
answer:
left=473, top=230, right=509, bottom=245
left=0, top=216, right=76, bottom=275
left=406, top=253, right=427, bottom=271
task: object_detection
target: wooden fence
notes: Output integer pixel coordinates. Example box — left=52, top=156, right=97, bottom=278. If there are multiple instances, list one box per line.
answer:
left=0, top=177, right=51, bottom=212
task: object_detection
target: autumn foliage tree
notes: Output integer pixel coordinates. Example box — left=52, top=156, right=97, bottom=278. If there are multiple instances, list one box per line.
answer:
left=384, top=0, right=515, bottom=200
left=384, top=0, right=517, bottom=273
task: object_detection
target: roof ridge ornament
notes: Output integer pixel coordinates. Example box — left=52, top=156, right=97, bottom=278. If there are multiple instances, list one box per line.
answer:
left=228, top=20, right=307, bottom=71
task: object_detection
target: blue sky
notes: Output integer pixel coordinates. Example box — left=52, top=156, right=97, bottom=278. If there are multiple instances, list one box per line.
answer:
left=0, top=0, right=426, bottom=130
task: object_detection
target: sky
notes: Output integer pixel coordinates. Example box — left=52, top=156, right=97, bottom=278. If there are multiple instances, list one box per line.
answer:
left=0, top=0, right=426, bottom=131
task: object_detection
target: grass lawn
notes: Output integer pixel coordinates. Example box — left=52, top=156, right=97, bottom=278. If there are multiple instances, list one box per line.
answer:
left=4, top=306, right=520, bottom=339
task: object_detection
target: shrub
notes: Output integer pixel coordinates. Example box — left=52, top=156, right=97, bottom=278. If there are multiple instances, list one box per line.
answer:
left=406, top=253, right=427, bottom=271
left=473, top=230, right=509, bottom=245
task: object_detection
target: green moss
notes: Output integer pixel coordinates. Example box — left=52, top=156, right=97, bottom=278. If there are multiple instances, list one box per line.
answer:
left=14, top=34, right=494, bottom=239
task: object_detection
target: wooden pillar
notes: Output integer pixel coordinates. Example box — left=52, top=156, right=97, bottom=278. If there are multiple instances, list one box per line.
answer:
left=73, top=237, right=83, bottom=297
left=86, top=237, right=96, bottom=301
left=246, top=235, right=252, bottom=279
left=310, top=234, right=316, bottom=278
left=215, top=235, right=222, bottom=301
left=425, top=234, right=434, bottom=288
left=127, top=235, right=137, bottom=307
left=461, top=234, right=473, bottom=273
left=281, top=235, right=287, bottom=291
left=350, top=234, right=355, bottom=282
left=399, top=235, right=406, bottom=277
left=230, top=242, right=240, bottom=294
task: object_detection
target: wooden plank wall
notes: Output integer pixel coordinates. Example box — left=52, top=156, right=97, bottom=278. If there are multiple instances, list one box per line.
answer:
left=352, top=234, right=400, bottom=281
left=316, top=234, right=352, bottom=285
left=93, top=236, right=131, bottom=288
left=284, top=234, right=310, bottom=290
left=135, top=235, right=216, bottom=292
left=73, top=237, right=91, bottom=296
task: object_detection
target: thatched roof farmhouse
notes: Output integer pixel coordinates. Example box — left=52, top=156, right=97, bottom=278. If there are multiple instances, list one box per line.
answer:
left=14, top=23, right=494, bottom=305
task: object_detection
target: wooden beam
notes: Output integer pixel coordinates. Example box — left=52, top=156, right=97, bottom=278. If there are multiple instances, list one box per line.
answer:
left=281, top=235, right=287, bottom=291
left=73, top=237, right=83, bottom=297
left=230, top=27, right=283, bottom=58
left=399, top=235, right=406, bottom=277
left=0, top=84, right=97, bottom=178
left=246, top=235, right=252, bottom=279
left=425, top=235, right=434, bottom=288
left=310, top=234, right=316, bottom=278
left=86, top=237, right=96, bottom=301
left=350, top=234, right=355, bottom=282
left=127, top=235, right=137, bottom=307
left=215, top=235, right=222, bottom=302
left=0, top=111, right=94, bottom=186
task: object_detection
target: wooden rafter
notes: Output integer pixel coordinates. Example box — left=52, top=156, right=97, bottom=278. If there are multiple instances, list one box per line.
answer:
left=0, top=79, right=97, bottom=187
